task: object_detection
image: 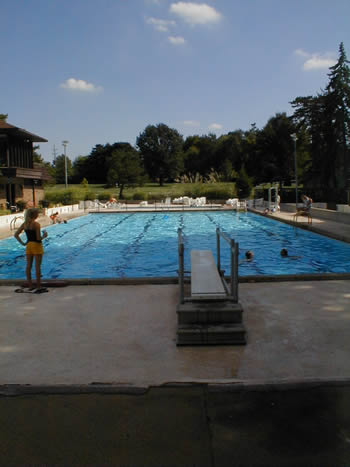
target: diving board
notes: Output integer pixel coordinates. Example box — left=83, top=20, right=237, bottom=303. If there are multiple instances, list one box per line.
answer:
left=191, top=250, right=226, bottom=298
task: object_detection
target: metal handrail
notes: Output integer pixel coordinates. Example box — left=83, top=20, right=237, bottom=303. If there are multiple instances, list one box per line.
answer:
left=178, top=228, right=185, bottom=304
left=10, top=215, right=24, bottom=231
left=216, top=228, right=239, bottom=303
left=178, top=227, right=239, bottom=305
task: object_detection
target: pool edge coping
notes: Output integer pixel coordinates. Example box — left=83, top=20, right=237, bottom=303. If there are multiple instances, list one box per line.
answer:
left=1, top=272, right=350, bottom=287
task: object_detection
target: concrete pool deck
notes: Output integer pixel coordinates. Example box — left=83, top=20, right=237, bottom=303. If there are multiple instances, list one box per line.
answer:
left=1, top=204, right=350, bottom=389
left=1, top=279, right=350, bottom=388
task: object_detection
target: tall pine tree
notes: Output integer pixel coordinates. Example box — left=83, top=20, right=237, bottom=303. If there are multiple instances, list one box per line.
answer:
left=325, top=42, right=350, bottom=193
left=291, top=42, right=350, bottom=202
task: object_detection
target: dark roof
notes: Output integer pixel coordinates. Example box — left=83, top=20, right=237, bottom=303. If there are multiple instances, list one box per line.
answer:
left=0, top=120, right=48, bottom=143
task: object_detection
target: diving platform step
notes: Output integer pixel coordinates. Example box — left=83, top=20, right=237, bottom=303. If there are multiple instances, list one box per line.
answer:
left=177, top=323, right=247, bottom=346
left=191, top=250, right=226, bottom=298
left=177, top=301, right=243, bottom=324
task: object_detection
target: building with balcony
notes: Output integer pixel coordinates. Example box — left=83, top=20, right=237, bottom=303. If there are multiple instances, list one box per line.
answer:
left=0, top=120, right=50, bottom=210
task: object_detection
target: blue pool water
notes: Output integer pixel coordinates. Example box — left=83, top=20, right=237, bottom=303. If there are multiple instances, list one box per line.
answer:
left=1, top=211, right=350, bottom=279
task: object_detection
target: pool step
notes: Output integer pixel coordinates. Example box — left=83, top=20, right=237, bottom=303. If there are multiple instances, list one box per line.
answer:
left=176, top=300, right=247, bottom=345
left=177, top=323, right=247, bottom=346
left=177, top=301, right=243, bottom=324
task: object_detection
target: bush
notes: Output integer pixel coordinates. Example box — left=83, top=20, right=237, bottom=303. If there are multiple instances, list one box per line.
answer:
left=235, top=170, right=253, bottom=199
left=183, top=184, right=202, bottom=198
left=148, top=192, right=164, bottom=201
left=132, top=191, right=148, bottom=200
left=98, top=192, right=112, bottom=202
left=0, top=209, right=11, bottom=216
left=15, top=199, right=26, bottom=211
left=39, top=199, right=50, bottom=208
left=44, top=188, right=81, bottom=206
left=81, top=178, right=89, bottom=189
left=200, top=186, right=236, bottom=200
left=84, top=191, right=97, bottom=201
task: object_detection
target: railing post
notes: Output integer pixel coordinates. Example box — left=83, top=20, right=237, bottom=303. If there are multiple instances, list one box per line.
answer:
left=233, top=242, right=239, bottom=303
left=216, top=228, right=221, bottom=272
left=230, top=239, right=235, bottom=299
left=178, top=228, right=185, bottom=304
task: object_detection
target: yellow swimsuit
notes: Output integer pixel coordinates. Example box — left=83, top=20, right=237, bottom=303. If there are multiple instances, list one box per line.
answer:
left=25, top=229, right=44, bottom=255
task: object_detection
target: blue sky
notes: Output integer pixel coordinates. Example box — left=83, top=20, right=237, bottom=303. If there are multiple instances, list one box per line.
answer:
left=2, top=0, right=350, bottom=163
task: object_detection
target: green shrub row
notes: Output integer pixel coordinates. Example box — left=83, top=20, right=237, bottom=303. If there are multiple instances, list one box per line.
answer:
left=43, top=183, right=238, bottom=205
left=183, top=185, right=237, bottom=200
left=44, top=188, right=120, bottom=205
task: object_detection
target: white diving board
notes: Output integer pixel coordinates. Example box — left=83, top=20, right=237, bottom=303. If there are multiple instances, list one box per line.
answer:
left=191, top=250, right=226, bottom=298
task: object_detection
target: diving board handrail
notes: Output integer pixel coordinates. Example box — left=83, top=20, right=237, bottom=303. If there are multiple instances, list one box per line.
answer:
left=178, top=228, right=185, bottom=304
left=216, top=228, right=239, bottom=303
left=177, top=227, right=239, bottom=305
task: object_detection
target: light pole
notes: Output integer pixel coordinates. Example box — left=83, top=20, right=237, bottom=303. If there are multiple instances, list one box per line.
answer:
left=291, top=133, right=298, bottom=209
left=62, top=140, right=69, bottom=188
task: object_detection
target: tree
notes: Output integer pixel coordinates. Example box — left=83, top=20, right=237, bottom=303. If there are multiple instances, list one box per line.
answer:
left=53, top=154, right=73, bottom=184
left=107, top=145, right=144, bottom=198
left=136, top=123, right=184, bottom=186
left=0, top=114, right=8, bottom=121
left=325, top=42, right=350, bottom=192
left=82, top=144, right=112, bottom=183
left=235, top=168, right=253, bottom=199
left=72, top=155, right=89, bottom=183
left=291, top=42, right=350, bottom=202
left=257, top=112, right=296, bottom=189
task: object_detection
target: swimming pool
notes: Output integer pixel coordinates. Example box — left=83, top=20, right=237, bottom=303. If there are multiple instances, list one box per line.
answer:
left=1, top=211, right=350, bottom=279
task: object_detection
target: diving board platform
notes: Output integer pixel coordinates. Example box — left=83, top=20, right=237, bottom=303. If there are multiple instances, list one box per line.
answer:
left=191, top=250, right=226, bottom=299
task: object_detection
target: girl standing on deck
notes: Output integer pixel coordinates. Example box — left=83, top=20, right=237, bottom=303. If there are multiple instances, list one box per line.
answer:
left=15, top=208, right=48, bottom=293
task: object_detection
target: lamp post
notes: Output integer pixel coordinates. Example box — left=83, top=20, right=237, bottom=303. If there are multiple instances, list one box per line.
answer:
left=62, top=140, right=69, bottom=188
left=291, top=133, right=298, bottom=209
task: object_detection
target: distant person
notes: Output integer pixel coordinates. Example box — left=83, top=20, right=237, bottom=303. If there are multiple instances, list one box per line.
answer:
left=280, top=248, right=301, bottom=260
left=50, top=212, right=60, bottom=224
left=300, top=195, right=312, bottom=213
left=50, top=212, right=66, bottom=224
left=280, top=248, right=288, bottom=257
left=14, top=208, right=48, bottom=293
left=245, top=250, right=254, bottom=261
left=276, top=193, right=281, bottom=211
left=263, top=208, right=269, bottom=215
left=239, top=250, right=254, bottom=265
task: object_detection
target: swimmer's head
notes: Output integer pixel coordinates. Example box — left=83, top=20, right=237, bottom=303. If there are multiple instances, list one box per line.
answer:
left=245, top=250, right=254, bottom=260
left=280, top=248, right=288, bottom=257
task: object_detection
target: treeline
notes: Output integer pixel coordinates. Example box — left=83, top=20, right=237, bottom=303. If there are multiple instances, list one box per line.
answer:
left=43, top=42, right=350, bottom=202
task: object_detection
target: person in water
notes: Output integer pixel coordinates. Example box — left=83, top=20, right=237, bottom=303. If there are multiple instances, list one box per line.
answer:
left=245, top=250, right=254, bottom=260
left=15, top=208, right=48, bottom=292
left=239, top=250, right=254, bottom=265
left=280, top=248, right=301, bottom=260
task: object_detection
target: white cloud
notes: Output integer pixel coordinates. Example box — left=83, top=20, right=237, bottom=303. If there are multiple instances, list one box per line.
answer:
left=60, top=78, right=102, bottom=92
left=146, top=17, right=176, bottom=32
left=183, top=120, right=200, bottom=127
left=294, top=49, right=309, bottom=58
left=294, top=49, right=337, bottom=71
left=169, top=2, right=222, bottom=25
left=209, top=123, right=222, bottom=130
left=304, top=56, right=337, bottom=70
left=168, top=35, right=186, bottom=45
